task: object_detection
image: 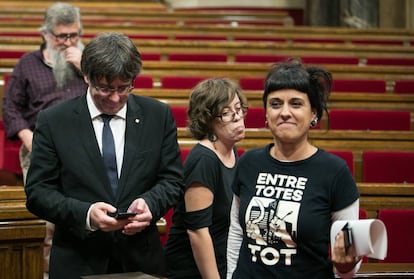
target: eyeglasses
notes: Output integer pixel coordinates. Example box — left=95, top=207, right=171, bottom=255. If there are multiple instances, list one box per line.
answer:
left=50, top=31, right=80, bottom=43
left=93, top=84, right=134, bottom=95
left=216, top=106, right=248, bottom=123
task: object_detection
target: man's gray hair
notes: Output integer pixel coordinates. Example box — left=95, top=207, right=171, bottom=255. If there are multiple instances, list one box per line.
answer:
left=39, top=2, right=82, bottom=35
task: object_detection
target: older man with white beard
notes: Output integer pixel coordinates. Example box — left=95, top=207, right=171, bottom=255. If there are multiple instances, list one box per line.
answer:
left=2, top=2, right=87, bottom=275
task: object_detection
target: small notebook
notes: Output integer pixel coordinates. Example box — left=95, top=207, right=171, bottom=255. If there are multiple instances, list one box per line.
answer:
left=330, top=219, right=387, bottom=260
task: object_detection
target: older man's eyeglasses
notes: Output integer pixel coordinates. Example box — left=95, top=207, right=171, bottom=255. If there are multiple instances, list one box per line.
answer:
left=216, top=106, right=248, bottom=123
left=50, top=31, right=80, bottom=43
left=93, top=84, right=134, bottom=95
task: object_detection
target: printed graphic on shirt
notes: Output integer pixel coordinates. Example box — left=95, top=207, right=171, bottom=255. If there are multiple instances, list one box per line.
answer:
left=245, top=172, right=305, bottom=266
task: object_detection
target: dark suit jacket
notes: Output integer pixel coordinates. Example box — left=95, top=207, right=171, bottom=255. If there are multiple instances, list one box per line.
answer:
left=25, top=93, right=184, bottom=278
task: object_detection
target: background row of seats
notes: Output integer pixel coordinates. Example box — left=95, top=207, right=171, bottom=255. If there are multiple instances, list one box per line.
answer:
left=171, top=106, right=413, bottom=130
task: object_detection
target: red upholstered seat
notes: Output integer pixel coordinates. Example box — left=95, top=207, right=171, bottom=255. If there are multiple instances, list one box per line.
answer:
left=1, top=78, right=23, bottom=176
left=362, top=151, right=414, bottom=183
left=0, top=50, right=26, bottom=58
left=237, top=20, right=285, bottom=27
left=180, top=147, right=191, bottom=163
left=0, top=31, right=39, bottom=37
left=332, top=79, right=387, bottom=93
left=161, top=76, right=209, bottom=89
left=377, top=209, right=414, bottom=263
left=235, top=54, right=287, bottom=63
left=233, top=36, right=285, bottom=43
left=237, top=148, right=246, bottom=158
left=0, top=120, right=22, bottom=175
left=3, top=73, right=11, bottom=86
left=127, top=34, right=168, bottom=40
left=239, top=77, right=265, bottom=90
left=329, top=109, right=411, bottom=131
left=394, top=80, right=414, bottom=94
left=293, top=38, right=345, bottom=44
left=168, top=53, right=227, bottom=62
left=367, top=57, right=414, bottom=66
left=133, top=75, right=153, bottom=89
left=244, top=107, right=266, bottom=128
left=141, top=53, right=161, bottom=61
left=170, top=106, right=188, bottom=128
left=351, top=39, right=404, bottom=46
left=182, top=20, right=234, bottom=26
left=328, top=150, right=354, bottom=175
left=301, top=56, right=359, bottom=65
left=359, top=208, right=368, bottom=219
left=129, top=19, right=176, bottom=25
left=174, top=34, right=227, bottom=41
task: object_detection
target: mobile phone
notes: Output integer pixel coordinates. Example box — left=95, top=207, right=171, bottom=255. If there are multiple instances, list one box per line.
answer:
left=108, top=211, right=137, bottom=220
left=341, top=222, right=353, bottom=253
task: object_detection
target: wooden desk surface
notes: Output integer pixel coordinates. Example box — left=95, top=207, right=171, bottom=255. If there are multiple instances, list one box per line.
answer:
left=81, top=264, right=414, bottom=279
left=82, top=272, right=163, bottom=279
left=350, top=263, right=414, bottom=278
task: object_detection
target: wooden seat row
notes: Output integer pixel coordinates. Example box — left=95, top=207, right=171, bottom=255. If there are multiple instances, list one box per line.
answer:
left=1, top=58, right=413, bottom=85
left=0, top=9, right=413, bottom=45
left=1, top=127, right=413, bottom=185
left=129, top=88, right=414, bottom=110
left=0, top=12, right=291, bottom=28
left=2, top=43, right=414, bottom=71
left=0, top=184, right=413, bottom=278
left=0, top=1, right=290, bottom=25
left=1, top=24, right=413, bottom=45
left=177, top=128, right=414, bottom=183
left=0, top=28, right=414, bottom=57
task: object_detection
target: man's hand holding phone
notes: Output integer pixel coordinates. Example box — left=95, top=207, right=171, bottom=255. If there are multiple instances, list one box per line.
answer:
left=108, top=211, right=137, bottom=220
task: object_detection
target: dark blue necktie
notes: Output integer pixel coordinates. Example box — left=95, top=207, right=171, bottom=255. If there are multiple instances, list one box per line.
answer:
left=101, top=114, right=118, bottom=194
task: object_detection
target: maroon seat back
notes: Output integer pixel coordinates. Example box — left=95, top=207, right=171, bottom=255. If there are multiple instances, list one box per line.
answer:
left=170, top=106, right=188, bottom=128
left=328, top=150, right=354, bottom=175
left=362, top=151, right=414, bottom=183
left=244, top=107, right=266, bottom=128
left=394, top=80, right=414, bottom=94
left=329, top=109, right=411, bottom=131
left=161, top=76, right=209, bottom=89
left=378, top=209, right=414, bottom=263
left=168, top=53, right=227, bottom=62
left=332, top=79, right=387, bottom=93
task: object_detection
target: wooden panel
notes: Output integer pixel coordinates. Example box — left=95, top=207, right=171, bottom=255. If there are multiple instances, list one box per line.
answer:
left=0, top=186, right=45, bottom=279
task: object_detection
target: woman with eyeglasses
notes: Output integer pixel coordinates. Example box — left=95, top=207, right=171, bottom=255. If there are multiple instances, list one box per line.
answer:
left=226, top=59, right=361, bottom=279
left=165, top=78, right=248, bottom=279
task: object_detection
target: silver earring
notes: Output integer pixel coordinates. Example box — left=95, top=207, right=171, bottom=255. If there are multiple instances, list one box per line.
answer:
left=310, top=117, right=318, bottom=127
left=208, top=133, right=217, bottom=142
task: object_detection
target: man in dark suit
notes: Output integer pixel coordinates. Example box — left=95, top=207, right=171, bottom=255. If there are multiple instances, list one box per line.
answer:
left=25, top=32, right=184, bottom=279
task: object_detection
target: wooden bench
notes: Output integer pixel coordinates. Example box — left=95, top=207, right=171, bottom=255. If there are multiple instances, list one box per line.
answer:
left=1, top=58, right=413, bottom=83
left=0, top=1, right=412, bottom=47
left=0, top=26, right=413, bottom=54
left=0, top=184, right=413, bottom=276
left=0, top=185, right=45, bottom=279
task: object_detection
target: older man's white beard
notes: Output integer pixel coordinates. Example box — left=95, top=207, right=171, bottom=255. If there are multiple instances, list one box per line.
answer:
left=48, top=46, right=77, bottom=88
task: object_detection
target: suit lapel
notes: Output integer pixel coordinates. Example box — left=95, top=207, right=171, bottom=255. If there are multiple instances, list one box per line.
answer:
left=117, top=96, right=143, bottom=199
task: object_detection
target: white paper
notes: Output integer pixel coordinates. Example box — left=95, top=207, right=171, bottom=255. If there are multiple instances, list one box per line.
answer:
left=330, top=219, right=387, bottom=260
